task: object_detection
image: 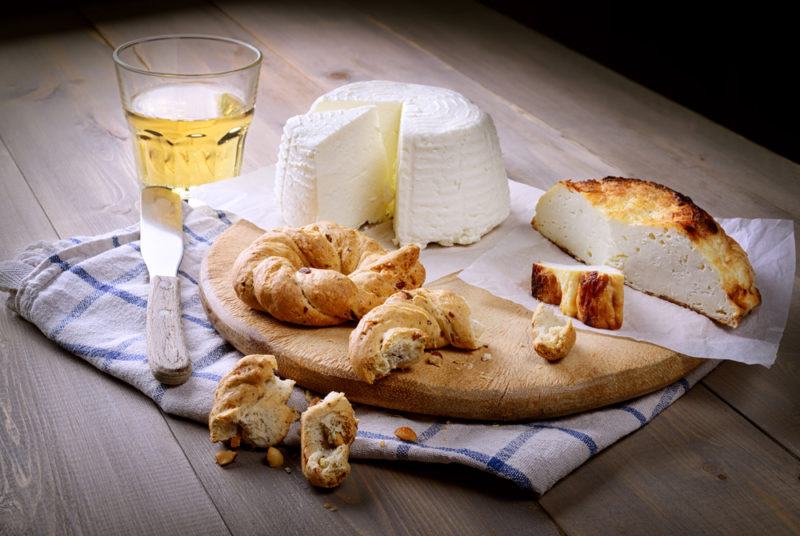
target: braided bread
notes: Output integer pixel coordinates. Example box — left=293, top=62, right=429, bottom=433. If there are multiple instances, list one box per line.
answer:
left=348, top=288, right=481, bottom=383
left=232, top=222, right=426, bottom=326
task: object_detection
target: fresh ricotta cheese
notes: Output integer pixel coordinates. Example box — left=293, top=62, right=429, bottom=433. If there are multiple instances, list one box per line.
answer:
left=275, top=80, right=509, bottom=247
left=274, top=106, right=390, bottom=229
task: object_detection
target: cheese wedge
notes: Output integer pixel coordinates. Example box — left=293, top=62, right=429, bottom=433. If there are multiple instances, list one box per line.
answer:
left=532, top=178, right=760, bottom=327
left=531, top=262, right=624, bottom=330
left=275, top=106, right=390, bottom=229
left=310, top=81, right=509, bottom=247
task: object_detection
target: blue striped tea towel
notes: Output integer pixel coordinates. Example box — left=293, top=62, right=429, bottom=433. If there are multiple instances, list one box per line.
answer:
left=0, top=204, right=717, bottom=494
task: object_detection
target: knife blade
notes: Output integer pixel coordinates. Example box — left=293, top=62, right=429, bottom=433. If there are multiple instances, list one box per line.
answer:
left=141, top=186, right=192, bottom=385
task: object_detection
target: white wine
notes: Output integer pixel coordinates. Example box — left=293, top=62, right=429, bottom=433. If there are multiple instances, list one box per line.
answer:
left=125, top=83, right=253, bottom=190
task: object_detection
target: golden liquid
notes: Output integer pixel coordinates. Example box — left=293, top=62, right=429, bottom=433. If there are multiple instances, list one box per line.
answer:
left=125, top=84, right=253, bottom=191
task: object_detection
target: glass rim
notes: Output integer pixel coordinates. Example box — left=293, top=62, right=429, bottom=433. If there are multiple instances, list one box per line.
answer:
left=112, top=34, right=263, bottom=78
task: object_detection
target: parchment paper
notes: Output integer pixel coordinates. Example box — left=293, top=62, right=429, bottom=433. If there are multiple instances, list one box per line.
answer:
left=458, top=186, right=795, bottom=366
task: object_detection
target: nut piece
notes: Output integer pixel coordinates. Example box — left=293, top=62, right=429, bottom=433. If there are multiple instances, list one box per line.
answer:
left=531, top=303, right=576, bottom=361
left=229, top=435, right=241, bottom=449
left=394, top=426, right=417, bottom=442
left=215, top=450, right=237, bottom=466
left=425, top=352, right=443, bottom=367
left=266, top=447, right=284, bottom=468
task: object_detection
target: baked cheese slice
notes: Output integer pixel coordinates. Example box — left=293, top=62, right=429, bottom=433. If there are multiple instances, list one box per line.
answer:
left=532, top=177, right=760, bottom=327
left=531, top=262, right=624, bottom=330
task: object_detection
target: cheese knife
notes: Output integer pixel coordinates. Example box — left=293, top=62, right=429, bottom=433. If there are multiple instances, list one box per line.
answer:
left=141, top=186, right=192, bottom=385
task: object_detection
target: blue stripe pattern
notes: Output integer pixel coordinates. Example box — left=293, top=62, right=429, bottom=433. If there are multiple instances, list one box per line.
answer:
left=616, top=405, right=648, bottom=427
left=359, top=430, right=534, bottom=490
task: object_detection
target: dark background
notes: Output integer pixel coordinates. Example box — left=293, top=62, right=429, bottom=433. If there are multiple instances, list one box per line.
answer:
left=484, top=2, right=799, bottom=164
left=6, top=1, right=798, bottom=164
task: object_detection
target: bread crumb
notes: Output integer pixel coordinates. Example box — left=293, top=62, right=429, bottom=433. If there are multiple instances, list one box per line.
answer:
left=492, top=423, right=500, bottom=428
left=215, top=450, right=237, bottom=466
left=379, top=440, right=386, bottom=448
left=323, top=502, right=338, bottom=512
left=229, top=435, right=240, bottom=449
left=283, top=466, right=292, bottom=474
left=394, top=426, right=417, bottom=442
left=481, top=353, right=492, bottom=362
left=266, top=447, right=284, bottom=468
left=425, top=353, right=443, bottom=367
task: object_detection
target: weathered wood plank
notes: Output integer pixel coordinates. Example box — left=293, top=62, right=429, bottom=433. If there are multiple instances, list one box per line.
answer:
left=0, top=13, right=140, bottom=236
left=540, top=385, right=800, bottom=535
left=167, top=416, right=561, bottom=536
left=0, top=91, right=228, bottom=534
left=215, top=0, right=622, bottom=185
left=0, top=140, right=56, bottom=258
left=352, top=0, right=800, bottom=220
left=0, top=315, right=231, bottom=535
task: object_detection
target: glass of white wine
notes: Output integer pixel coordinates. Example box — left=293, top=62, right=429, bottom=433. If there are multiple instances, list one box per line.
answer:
left=113, top=35, right=262, bottom=198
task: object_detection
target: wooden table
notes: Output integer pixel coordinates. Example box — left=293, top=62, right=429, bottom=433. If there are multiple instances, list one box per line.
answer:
left=1, top=2, right=798, bottom=534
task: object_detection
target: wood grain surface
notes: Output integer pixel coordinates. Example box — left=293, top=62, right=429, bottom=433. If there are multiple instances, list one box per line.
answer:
left=0, top=1, right=797, bottom=534
left=146, top=275, right=192, bottom=385
left=201, top=219, right=702, bottom=420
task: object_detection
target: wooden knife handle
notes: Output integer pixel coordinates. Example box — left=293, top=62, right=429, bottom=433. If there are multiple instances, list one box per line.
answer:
left=146, top=274, right=192, bottom=385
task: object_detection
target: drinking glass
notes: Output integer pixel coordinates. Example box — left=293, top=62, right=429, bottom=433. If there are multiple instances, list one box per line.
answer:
left=113, top=34, right=262, bottom=198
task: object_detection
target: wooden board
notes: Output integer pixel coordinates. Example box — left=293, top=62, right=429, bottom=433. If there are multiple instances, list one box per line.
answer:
left=200, top=219, right=703, bottom=421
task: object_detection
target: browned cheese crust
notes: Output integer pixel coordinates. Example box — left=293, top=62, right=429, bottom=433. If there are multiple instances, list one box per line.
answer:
left=531, top=264, right=562, bottom=304
left=531, top=263, right=624, bottom=330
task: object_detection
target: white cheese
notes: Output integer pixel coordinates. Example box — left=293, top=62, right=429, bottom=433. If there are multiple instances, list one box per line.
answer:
left=534, top=184, right=734, bottom=322
left=310, top=81, right=509, bottom=247
left=274, top=106, right=390, bottom=229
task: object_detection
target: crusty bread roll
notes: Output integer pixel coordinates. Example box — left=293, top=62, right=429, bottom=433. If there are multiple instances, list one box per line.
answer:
left=532, top=178, right=760, bottom=327
left=301, top=392, right=358, bottom=488
left=232, top=221, right=425, bottom=326
left=348, top=288, right=481, bottom=383
left=531, top=261, right=624, bottom=330
left=531, top=303, right=576, bottom=361
left=208, top=354, right=299, bottom=448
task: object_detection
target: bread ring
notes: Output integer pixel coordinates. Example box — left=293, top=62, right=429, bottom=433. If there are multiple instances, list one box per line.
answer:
left=348, top=288, right=482, bottom=383
left=232, top=222, right=426, bottom=326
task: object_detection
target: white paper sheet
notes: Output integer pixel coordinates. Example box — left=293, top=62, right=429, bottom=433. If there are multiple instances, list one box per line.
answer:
left=194, top=166, right=795, bottom=366
left=458, top=188, right=796, bottom=367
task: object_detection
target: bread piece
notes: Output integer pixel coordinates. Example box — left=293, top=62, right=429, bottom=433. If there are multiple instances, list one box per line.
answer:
left=532, top=177, right=760, bottom=327
left=232, top=221, right=425, bottom=326
left=348, top=288, right=481, bottom=383
left=531, top=303, right=576, bottom=361
left=531, top=261, right=624, bottom=330
left=301, top=392, right=358, bottom=488
left=208, top=355, right=299, bottom=448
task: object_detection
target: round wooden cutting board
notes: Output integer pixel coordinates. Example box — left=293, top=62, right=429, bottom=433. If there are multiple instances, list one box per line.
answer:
left=200, top=220, right=703, bottom=421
